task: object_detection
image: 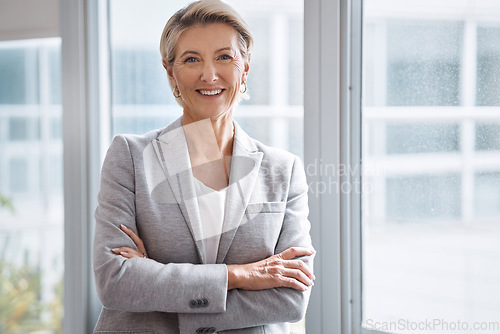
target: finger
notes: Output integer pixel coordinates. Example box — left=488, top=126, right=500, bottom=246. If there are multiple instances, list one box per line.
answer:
left=280, top=267, right=314, bottom=287
left=111, top=247, right=142, bottom=259
left=278, top=247, right=315, bottom=261
left=119, top=250, right=137, bottom=259
left=111, top=246, right=135, bottom=254
left=282, top=259, right=315, bottom=280
left=120, top=225, right=146, bottom=250
left=279, top=275, right=309, bottom=291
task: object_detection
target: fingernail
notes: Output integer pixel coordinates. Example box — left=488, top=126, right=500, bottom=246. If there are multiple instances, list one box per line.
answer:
left=120, top=224, right=127, bottom=229
left=111, top=248, right=119, bottom=252
left=120, top=251, right=127, bottom=255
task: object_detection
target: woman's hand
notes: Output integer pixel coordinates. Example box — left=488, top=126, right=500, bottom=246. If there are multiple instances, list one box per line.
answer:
left=111, top=224, right=149, bottom=259
left=227, top=247, right=315, bottom=292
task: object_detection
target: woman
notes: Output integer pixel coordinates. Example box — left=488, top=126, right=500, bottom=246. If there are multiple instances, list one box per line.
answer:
left=93, top=1, right=315, bottom=333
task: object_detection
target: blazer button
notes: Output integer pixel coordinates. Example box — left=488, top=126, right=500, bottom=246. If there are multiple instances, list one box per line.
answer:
left=196, top=299, right=205, bottom=307
left=201, top=298, right=209, bottom=307
left=189, top=299, right=198, bottom=309
left=209, top=327, right=216, bottom=333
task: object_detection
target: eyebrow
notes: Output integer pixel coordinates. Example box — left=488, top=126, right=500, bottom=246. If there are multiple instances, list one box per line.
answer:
left=179, top=47, right=234, bottom=59
left=215, top=47, right=233, bottom=53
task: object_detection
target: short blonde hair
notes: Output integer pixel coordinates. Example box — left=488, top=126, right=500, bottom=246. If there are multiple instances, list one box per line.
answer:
left=160, top=0, right=253, bottom=66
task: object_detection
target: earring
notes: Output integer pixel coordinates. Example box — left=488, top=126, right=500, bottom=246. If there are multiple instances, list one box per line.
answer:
left=173, top=86, right=181, bottom=98
left=240, top=82, right=247, bottom=94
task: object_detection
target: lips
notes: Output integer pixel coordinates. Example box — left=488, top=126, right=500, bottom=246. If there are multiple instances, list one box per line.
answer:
left=198, top=89, right=223, bottom=96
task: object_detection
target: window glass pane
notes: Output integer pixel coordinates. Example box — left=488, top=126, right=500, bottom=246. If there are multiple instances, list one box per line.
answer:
left=9, top=117, right=29, bottom=140
left=362, top=1, right=500, bottom=332
left=51, top=117, right=62, bottom=140
left=386, top=174, right=461, bottom=220
left=0, top=48, right=39, bottom=104
left=112, top=49, right=172, bottom=105
left=239, top=17, right=270, bottom=106
left=49, top=47, right=62, bottom=105
left=8, top=117, right=40, bottom=141
left=288, top=17, right=303, bottom=106
left=0, top=39, right=63, bottom=333
left=475, top=172, right=500, bottom=218
left=386, top=123, right=460, bottom=154
left=9, top=158, right=29, bottom=193
left=477, top=26, right=500, bottom=106
left=386, top=20, right=462, bottom=106
left=476, top=122, right=500, bottom=151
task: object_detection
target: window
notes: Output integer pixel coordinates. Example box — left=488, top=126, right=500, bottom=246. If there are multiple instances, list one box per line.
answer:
left=0, top=38, right=63, bottom=333
left=362, top=1, right=500, bottom=332
left=477, top=26, right=500, bottom=106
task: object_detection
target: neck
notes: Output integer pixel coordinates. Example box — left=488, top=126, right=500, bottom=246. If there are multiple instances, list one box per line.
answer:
left=182, top=112, right=234, bottom=157
left=182, top=112, right=234, bottom=189
left=210, top=115, right=234, bottom=157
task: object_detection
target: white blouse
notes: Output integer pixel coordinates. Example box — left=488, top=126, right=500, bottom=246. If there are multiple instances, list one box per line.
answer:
left=193, top=177, right=227, bottom=264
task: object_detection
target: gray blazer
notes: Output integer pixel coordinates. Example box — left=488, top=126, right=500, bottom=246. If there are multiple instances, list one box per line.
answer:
left=93, top=116, right=314, bottom=334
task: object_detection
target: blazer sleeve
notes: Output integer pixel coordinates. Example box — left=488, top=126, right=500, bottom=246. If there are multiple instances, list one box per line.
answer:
left=93, top=135, right=229, bottom=313
left=177, top=156, right=315, bottom=333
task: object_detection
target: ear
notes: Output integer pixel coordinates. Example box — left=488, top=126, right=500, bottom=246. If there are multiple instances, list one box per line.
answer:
left=164, top=58, right=177, bottom=86
left=242, top=55, right=250, bottom=81
left=163, top=57, right=175, bottom=80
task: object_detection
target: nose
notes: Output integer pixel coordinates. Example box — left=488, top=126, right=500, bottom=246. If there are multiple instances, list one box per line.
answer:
left=200, top=61, right=218, bottom=82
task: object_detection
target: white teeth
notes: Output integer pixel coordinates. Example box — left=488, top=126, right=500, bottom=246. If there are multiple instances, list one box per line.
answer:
left=199, top=89, right=222, bottom=96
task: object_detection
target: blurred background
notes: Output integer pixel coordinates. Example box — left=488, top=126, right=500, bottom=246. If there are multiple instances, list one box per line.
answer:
left=0, top=0, right=499, bottom=333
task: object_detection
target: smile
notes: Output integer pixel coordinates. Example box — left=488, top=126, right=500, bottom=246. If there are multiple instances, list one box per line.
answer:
left=198, top=89, right=223, bottom=96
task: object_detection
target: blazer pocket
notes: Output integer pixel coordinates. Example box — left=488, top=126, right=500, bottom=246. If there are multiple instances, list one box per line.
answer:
left=94, top=331, right=152, bottom=334
left=245, top=201, right=286, bottom=214
left=218, top=325, right=265, bottom=333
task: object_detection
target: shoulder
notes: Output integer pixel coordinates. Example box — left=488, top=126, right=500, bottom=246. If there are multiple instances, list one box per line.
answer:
left=253, top=137, right=299, bottom=166
left=110, top=128, right=162, bottom=152
left=242, top=133, right=308, bottom=200
left=234, top=120, right=300, bottom=167
left=235, top=122, right=304, bottom=184
left=106, top=117, right=182, bottom=156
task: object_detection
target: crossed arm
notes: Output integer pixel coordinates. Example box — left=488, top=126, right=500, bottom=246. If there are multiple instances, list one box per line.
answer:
left=94, top=136, right=315, bottom=331
left=114, top=224, right=315, bottom=292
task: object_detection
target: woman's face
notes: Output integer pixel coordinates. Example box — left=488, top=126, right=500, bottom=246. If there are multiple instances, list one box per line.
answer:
left=166, top=23, right=249, bottom=122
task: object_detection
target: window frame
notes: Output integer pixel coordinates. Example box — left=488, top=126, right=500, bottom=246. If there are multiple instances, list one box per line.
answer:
left=60, top=0, right=108, bottom=332
left=61, top=0, right=91, bottom=331
left=304, top=0, right=363, bottom=333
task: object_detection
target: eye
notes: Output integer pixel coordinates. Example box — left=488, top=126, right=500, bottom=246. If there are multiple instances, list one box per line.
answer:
left=184, top=57, right=197, bottom=63
left=219, top=54, right=232, bottom=61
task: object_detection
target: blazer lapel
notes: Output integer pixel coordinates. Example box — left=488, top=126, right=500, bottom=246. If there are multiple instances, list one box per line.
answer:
left=216, top=122, right=263, bottom=264
left=151, top=118, right=207, bottom=264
